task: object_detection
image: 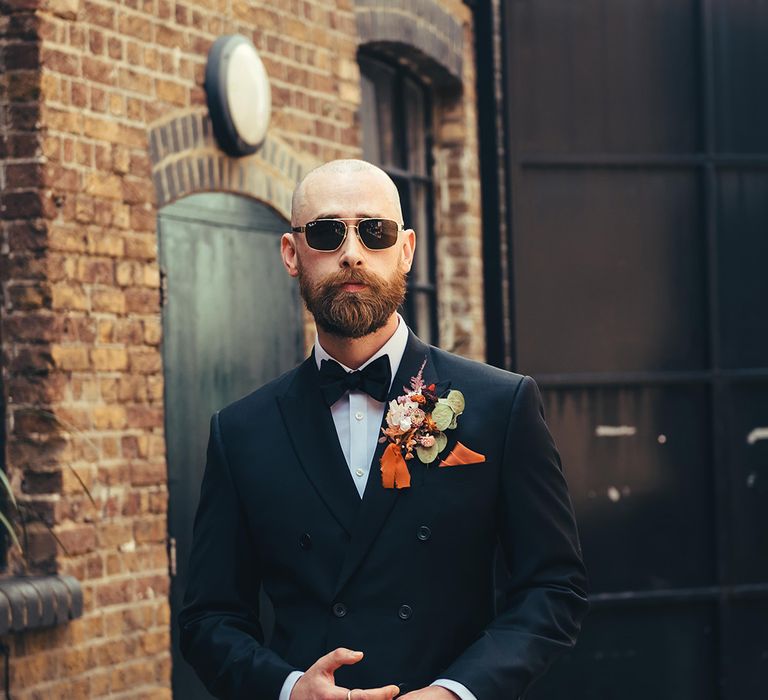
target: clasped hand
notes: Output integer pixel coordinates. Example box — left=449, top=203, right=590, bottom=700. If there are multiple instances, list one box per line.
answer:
left=289, top=648, right=458, bottom=700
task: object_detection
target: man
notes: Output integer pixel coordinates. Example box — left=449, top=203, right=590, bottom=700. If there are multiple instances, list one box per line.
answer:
left=179, top=160, right=589, bottom=700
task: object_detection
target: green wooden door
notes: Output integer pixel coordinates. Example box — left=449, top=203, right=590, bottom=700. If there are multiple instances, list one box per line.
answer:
left=158, top=192, right=304, bottom=699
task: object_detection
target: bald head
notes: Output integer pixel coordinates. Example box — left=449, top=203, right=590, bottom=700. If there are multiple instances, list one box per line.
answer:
left=291, top=159, right=403, bottom=227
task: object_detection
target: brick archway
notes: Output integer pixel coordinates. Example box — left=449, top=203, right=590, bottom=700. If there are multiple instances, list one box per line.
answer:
left=147, top=110, right=315, bottom=219
left=354, top=0, right=464, bottom=88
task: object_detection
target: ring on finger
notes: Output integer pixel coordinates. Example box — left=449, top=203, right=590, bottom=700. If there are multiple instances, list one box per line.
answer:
left=346, top=691, right=352, bottom=700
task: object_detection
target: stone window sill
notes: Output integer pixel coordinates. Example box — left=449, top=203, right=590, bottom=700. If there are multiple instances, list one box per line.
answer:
left=0, top=575, right=82, bottom=635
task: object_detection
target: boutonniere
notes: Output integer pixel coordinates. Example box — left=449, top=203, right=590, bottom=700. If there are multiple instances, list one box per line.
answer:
left=379, top=359, right=465, bottom=489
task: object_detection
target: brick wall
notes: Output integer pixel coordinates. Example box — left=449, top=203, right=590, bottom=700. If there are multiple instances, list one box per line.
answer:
left=0, top=0, right=482, bottom=697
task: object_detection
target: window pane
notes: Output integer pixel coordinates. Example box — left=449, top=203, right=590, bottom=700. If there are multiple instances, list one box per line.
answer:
left=360, top=72, right=381, bottom=164
left=411, top=182, right=431, bottom=286
left=358, top=56, right=401, bottom=168
left=405, top=77, right=427, bottom=176
left=414, top=291, right=433, bottom=345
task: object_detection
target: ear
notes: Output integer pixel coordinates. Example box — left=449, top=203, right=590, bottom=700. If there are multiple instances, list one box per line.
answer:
left=400, top=228, right=416, bottom=272
left=281, top=233, right=300, bottom=278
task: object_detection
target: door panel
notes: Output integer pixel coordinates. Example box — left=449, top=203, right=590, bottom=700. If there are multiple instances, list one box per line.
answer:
left=498, top=0, right=768, bottom=697
left=510, top=0, right=700, bottom=154
left=527, top=603, right=719, bottom=700
left=159, top=192, right=303, bottom=699
left=542, top=385, right=715, bottom=594
left=515, top=169, right=707, bottom=374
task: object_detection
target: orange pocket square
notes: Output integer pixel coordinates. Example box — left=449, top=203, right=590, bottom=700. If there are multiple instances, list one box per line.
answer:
left=438, top=441, right=486, bottom=467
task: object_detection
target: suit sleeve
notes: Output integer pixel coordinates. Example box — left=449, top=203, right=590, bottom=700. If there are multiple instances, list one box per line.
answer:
left=178, top=412, right=297, bottom=699
left=440, top=375, right=590, bottom=700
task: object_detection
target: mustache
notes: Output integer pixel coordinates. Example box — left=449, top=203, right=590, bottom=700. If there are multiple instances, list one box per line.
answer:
left=323, top=268, right=383, bottom=288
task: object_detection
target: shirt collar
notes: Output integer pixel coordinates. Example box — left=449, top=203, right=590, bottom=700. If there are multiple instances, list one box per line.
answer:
left=313, top=313, right=409, bottom=391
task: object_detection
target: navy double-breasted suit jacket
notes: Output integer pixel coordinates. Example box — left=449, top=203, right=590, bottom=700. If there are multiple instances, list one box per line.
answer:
left=179, top=330, right=590, bottom=699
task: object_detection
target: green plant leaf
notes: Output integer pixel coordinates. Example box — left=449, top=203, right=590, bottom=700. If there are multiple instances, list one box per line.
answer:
left=435, top=431, right=448, bottom=453
left=431, top=403, right=454, bottom=431
left=445, top=390, right=465, bottom=415
left=416, top=443, right=439, bottom=463
left=0, top=469, right=18, bottom=508
left=0, top=511, right=22, bottom=553
left=448, top=414, right=458, bottom=430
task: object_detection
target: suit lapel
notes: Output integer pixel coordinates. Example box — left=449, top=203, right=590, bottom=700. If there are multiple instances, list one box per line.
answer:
left=333, top=330, right=438, bottom=597
left=276, top=355, right=360, bottom=536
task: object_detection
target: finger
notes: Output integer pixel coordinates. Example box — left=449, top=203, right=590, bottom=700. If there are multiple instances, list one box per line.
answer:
left=350, top=684, right=401, bottom=700
left=313, top=647, right=365, bottom=673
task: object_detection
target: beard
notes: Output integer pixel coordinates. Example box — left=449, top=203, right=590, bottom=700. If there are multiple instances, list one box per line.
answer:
left=298, top=262, right=407, bottom=339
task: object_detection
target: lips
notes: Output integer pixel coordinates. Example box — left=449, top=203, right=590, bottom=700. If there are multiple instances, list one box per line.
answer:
left=338, top=282, right=367, bottom=292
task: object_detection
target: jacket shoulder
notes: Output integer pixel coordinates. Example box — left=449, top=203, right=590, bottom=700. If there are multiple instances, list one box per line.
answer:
left=429, top=345, right=525, bottom=391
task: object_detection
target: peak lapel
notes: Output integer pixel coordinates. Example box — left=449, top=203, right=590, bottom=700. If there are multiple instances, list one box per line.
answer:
left=276, top=355, right=360, bottom=536
left=333, top=330, right=437, bottom=597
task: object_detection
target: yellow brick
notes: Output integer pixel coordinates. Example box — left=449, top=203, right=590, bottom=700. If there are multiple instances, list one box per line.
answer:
left=51, top=345, right=89, bottom=371
left=156, top=78, right=187, bottom=106
left=143, top=264, right=160, bottom=288
left=91, top=346, right=128, bottom=371
left=83, top=114, right=120, bottom=142
left=143, top=317, right=162, bottom=345
left=116, top=260, right=139, bottom=286
left=92, top=287, right=126, bottom=313
left=92, top=403, right=127, bottom=429
left=51, top=282, right=89, bottom=311
left=85, top=172, right=122, bottom=199
left=88, top=230, right=125, bottom=257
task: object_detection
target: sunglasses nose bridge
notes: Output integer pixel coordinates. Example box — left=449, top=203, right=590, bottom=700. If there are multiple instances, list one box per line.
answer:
left=337, top=221, right=366, bottom=259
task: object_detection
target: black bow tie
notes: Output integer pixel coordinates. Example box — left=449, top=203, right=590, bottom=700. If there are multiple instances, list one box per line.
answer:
left=318, top=354, right=392, bottom=406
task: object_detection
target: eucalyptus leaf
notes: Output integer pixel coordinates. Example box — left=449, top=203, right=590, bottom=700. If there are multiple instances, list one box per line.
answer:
left=445, top=390, right=465, bottom=415
left=416, top=443, right=439, bottom=464
left=448, top=414, right=458, bottom=430
left=431, top=403, right=454, bottom=431
left=435, top=432, right=448, bottom=453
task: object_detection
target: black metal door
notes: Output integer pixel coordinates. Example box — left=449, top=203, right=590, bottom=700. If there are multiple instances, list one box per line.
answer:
left=159, top=193, right=304, bottom=699
left=492, top=1, right=768, bottom=697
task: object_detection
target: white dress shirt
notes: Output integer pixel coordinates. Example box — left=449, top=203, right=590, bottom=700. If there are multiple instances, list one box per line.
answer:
left=279, top=315, right=476, bottom=700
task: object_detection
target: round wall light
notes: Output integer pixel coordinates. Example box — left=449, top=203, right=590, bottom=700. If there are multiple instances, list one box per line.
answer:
left=205, top=35, right=271, bottom=157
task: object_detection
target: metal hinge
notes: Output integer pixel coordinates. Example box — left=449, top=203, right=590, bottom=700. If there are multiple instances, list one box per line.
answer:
left=160, top=266, right=168, bottom=307
left=169, top=536, right=177, bottom=577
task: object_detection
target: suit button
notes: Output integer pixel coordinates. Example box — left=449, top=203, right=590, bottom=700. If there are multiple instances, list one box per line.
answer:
left=332, top=602, right=348, bottom=618
left=417, top=525, right=431, bottom=541
left=398, top=604, right=412, bottom=620
left=299, top=533, right=312, bottom=550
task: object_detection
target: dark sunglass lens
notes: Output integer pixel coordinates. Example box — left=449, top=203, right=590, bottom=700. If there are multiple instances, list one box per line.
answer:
left=306, top=220, right=346, bottom=250
left=359, top=219, right=399, bottom=249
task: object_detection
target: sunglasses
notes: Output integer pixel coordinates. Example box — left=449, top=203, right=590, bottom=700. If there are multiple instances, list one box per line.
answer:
left=291, top=217, right=403, bottom=252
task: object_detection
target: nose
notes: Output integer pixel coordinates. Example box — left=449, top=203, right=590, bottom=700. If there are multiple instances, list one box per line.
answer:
left=338, top=224, right=365, bottom=268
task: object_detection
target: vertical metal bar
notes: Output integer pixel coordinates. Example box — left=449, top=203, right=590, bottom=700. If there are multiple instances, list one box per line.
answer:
left=499, top=0, right=519, bottom=372
left=422, top=85, right=439, bottom=347
left=699, top=0, right=730, bottom=698
left=471, top=0, right=507, bottom=367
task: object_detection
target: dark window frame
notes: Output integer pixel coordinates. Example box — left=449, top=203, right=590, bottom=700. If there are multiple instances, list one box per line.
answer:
left=358, top=51, right=439, bottom=346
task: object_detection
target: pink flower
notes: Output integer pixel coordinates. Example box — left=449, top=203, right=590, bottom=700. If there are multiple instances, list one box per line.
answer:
left=421, top=434, right=435, bottom=448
